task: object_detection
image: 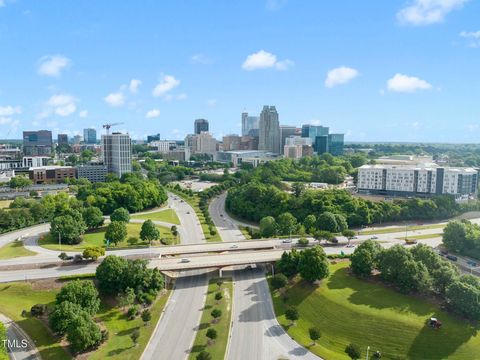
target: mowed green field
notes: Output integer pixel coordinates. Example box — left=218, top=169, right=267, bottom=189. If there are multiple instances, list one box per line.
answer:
left=272, top=262, right=480, bottom=360
left=131, top=208, right=181, bottom=225
left=0, top=240, right=36, bottom=259
left=39, top=222, right=178, bottom=251
left=0, top=282, right=70, bottom=360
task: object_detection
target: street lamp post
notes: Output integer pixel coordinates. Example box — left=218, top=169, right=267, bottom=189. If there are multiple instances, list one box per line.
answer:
left=58, top=232, right=61, bottom=252
left=366, top=346, right=370, bottom=360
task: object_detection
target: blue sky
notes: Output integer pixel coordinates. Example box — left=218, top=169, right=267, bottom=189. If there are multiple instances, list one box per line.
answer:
left=0, top=0, right=479, bottom=143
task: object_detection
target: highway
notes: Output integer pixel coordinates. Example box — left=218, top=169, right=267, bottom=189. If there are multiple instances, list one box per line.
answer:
left=141, top=194, right=208, bottom=360
left=210, top=195, right=320, bottom=360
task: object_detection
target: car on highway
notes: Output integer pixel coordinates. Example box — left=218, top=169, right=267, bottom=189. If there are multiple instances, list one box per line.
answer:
left=346, top=244, right=355, bottom=248
left=467, top=260, right=477, bottom=267
left=371, top=236, right=379, bottom=239
left=230, top=244, right=238, bottom=249
left=282, top=239, right=292, bottom=243
left=186, top=211, right=190, bottom=214
left=220, top=214, right=224, bottom=217
left=446, top=255, right=458, bottom=262
left=351, top=236, right=358, bottom=239
left=180, top=258, right=190, bottom=263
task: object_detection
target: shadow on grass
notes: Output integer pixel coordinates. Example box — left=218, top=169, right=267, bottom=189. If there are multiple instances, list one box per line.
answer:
left=107, top=346, right=131, bottom=356
left=197, top=322, right=210, bottom=331
left=116, top=327, right=137, bottom=337
left=327, top=267, right=432, bottom=316
left=191, top=344, right=206, bottom=353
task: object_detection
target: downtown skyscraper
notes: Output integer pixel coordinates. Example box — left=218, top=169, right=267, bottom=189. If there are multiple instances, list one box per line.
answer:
left=258, top=105, right=280, bottom=154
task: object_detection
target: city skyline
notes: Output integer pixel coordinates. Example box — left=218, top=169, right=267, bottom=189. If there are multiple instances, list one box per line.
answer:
left=0, top=1, right=480, bottom=143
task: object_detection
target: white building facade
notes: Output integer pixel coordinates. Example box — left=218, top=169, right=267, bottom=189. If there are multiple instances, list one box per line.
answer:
left=101, top=133, right=132, bottom=177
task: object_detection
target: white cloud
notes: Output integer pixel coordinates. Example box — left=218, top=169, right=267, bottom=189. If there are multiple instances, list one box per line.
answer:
left=307, top=119, right=322, bottom=126
left=104, top=92, right=125, bottom=107
left=129, top=79, right=141, bottom=94
left=387, top=73, right=432, bottom=93
left=460, top=30, right=480, bottom=47
left=37, top=55, right=71, bottom=77
left=207, top=99, right=217, bottom=107
left=0, top=117, right=12, bottom=125
left=79, top=110, right=88, bottom=118
left=152, top=75, right=180, bottom=97
left=0, top=105, right=21, bottom=117
left=146, top=109, right=161, bottom=119
left=45, top=94, right=77, bottom=116
left=191, top=54, right=213, bottom=64
left=242, top=50, right=293, bottom=71
left=397, top=0, right=468, bottom=26
left=325, top=66, right=359, bottom=88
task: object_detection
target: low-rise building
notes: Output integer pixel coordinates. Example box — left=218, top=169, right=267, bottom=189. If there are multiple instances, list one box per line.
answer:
left=76, top=164, right=107, bottom=183
left=357, top=164, right=478, bottom=198
left=29, top=166, right=76, bottom=184
left=216, top=150, right=281, bottom=167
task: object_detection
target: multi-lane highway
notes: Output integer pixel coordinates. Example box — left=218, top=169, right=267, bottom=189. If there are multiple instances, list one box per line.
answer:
left=141, top=194, right=208, bottom=360
left=210, top=194, right=321, bottom=360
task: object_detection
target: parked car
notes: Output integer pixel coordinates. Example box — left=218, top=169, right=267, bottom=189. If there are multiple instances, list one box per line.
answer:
left=446, top=255, right=458, bottom=262
left=181, top=258, right=190, bottom=263
left=467, top=260, right=477, bottom=267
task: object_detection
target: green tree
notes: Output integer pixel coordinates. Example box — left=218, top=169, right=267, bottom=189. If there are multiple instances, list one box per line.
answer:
left=119, top=287, right=136, bottom=309
left=56, top=280, right=100, bottom=316
left=291, top=182, right=305, bottom=197
left=105, top=221, right=127, bottom=246
left=442, top=221, right=468, bottom=253
left=51, top=212, right=86, bottom=245
left=334, top=214, right=348, bottom=232
left=445, top=280, right=480, bottom=320
left=271, top=273, right=288, bottom=290
left=350, top=239, right=382, bottom=277
left=345, top=343, right=362, bottom=360
left=66, top=311, right=102, bottom=353
left=342, top=229, right=356, bottom=239
left=82, top=246, right=105, bottom=261
left=298, top=246, right=330, bottom=283
left=314, top=230, right=334, bottom=243
left=140, top=219, right=160, bottom=245
left=259, top=216, right=277, bottom=237
left=49, top=301, right=83, bottom=335
left=432, top=262, right=459, bottom=295
left=211, top=308, right=222, bottom=322
left=141, top=309, right=152, bottom=324
left=96, top=255, right=128, bottom=295
left=9, top=176, right=32, bottom=189
left=276, top=249, right=300, bottom=277
left=303, top=214, right=317, bottom=233
left=215, top=292, right=223, bottom=301
left=285, top=306, right=299, bottom=325
left=206, top=328, right=217, bottom=341
left=196, top=351, right=212, bottom=360
left=309, top=327, right=321, bottom=345
left=110, top=207, right=130, bottom=223
left=276, top=212, right=298, bottom=236
left=82, top=207, right=104, bottom=229
left=317, top=212, right=338, bottom=233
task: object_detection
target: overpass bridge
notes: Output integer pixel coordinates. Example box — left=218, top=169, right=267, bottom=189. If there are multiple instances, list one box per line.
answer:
left=157, top=239, right=276, bottom=256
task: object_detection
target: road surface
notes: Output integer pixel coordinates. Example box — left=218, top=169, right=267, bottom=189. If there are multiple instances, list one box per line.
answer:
left=0, top=313, right=41, bottom=360
left=141, top=193, right=208, bottom=360
left=210, top=194, right=321, bottom=360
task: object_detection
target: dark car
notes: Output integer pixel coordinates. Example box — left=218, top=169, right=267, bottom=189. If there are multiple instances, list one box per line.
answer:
left=446, top=255, right=458, bottom=262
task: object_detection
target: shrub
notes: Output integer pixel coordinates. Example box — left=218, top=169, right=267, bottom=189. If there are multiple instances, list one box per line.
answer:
left=215, top=292, right=223, bottom=301
left=127, top=305, right=140, bottom=320
left=271, top=274, right=288, bottom=290
left=30, top=304, right=46, bottom=317
left=206, top=328, right=217, bottom=340
left=345, top=343, right=362, bottom=360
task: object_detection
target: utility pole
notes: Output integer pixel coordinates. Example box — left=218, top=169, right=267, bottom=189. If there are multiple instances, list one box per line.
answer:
left=58, top=232, right=61, bottom=251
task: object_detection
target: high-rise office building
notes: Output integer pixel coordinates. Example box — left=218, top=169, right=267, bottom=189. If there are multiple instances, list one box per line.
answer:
left=241, top=112, right=260, bottom=136
left=194, top=132, right=217, bottom=155
left=194, top=119, right=209, bottom=135
left=147, top=133, right=161, bottom=143
left=280, top=125, right=297, bottom=149
left=57, top=134, right=69, bottom=145
left=259, top=105, right=281, bottom=154
left=101, top=132, right=132, bottom=177
left=328, top=134, right=344, bottom=156
left=23, top=130, right=53, bottom=156
left=83, top=128, right=97, bottom=144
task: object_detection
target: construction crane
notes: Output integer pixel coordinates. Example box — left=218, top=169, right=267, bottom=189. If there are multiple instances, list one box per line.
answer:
left=102, top=122, right=124, bottom=135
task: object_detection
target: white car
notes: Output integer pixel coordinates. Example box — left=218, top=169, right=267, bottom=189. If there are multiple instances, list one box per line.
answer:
left=181, top=258, right=190, bottom=263
left=282, top=239, right=292, bottom=243
left=230, top=244, right=238, bottom=249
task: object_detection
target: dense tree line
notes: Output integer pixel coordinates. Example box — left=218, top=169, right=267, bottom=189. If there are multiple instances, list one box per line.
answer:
left=350, top=242, right=480, bottom=320
left=443, top=220, right=480, bottom=260
left=76, top=174, right=167, bottom=214
left=275, top=246, right=330, bottom=283
left=226, top=181, right=462, bottom=230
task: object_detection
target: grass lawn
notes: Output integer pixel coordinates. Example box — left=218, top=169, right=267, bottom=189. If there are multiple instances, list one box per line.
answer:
left=271, top=261, right=480, bottom=360
left=131, top=208, right=180, bottom=225
left=89, top=290, right=171, bottom=360
left=396, top=233, right=443, bottom=241
left=239, top=226, right=252, bottom=240
left=0, top=240, right=36, bottom=259
left=0, top=282, right=70, bottom=360
left=0, top=200, right=12, bottom=209
left=0, top=323, right=8, bottom=360
left=189, top=278, right=232, bottom=360
left=39, top=223, right=178, bottom=251
left=361, top=224, right=445, bottom=236
left=169, top=189, right=222, bottom=242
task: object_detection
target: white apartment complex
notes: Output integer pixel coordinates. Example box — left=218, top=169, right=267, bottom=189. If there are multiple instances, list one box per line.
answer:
left=358, top=164, right=478, bottom=197
left=101, top=132, right=132, bottom=177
